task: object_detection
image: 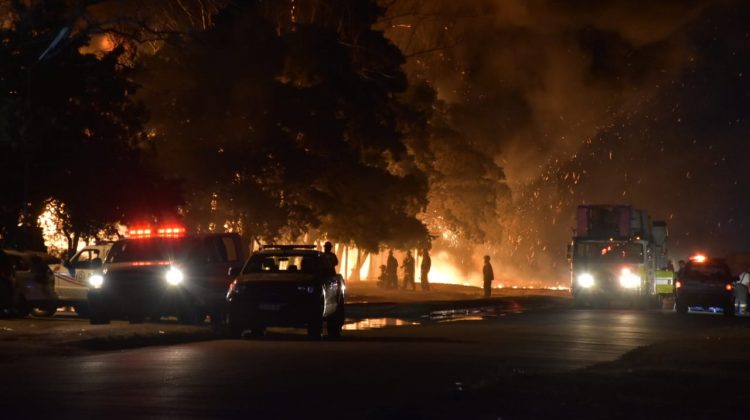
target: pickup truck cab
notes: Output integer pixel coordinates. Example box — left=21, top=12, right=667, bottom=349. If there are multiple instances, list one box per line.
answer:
left=87, top=227, right=245, bottom=325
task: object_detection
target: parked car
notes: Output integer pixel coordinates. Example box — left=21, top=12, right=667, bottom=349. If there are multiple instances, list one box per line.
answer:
left=226, top=244, right=346, bottom=339
left=87, top=228, right=245, bottom=325
left=674, top=255, right=735, bottom=316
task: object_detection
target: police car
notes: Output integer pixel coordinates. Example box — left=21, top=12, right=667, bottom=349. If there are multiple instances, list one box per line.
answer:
left=226, top=244, right=346, bottom=339
left=87, top=227, right=245, bottom=324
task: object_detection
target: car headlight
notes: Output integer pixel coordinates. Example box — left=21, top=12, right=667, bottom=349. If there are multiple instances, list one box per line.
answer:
left=166, top=267, right=184, bottom=285
left=619, top=268, right=641, bottom=289
left=577, top=273, right=595, bottom=288
left=89, top=274, right=104, bottom=288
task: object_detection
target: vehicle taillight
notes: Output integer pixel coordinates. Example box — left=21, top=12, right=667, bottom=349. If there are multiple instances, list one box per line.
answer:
left=675, top=280, right=682, bottom=289
left=726, top=283, right=734, bottom=291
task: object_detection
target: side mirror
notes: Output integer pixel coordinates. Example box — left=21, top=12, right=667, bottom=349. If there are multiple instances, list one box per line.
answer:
left=566, top=244, right=573, bottom=261
left=228, top=266, right=241, bottom=277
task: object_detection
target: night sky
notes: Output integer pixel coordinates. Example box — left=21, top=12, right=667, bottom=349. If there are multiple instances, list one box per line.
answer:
left=386, top=0, right=750, bottom=280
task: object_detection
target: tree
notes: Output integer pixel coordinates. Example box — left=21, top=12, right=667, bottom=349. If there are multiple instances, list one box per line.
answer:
left=0, top=1, right=182, bottom=253
left=141, top=0, right=430, bottom=252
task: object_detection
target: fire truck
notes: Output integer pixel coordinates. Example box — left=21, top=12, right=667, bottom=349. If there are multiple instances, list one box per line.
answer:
left=567, top=205, right=673, bottom=308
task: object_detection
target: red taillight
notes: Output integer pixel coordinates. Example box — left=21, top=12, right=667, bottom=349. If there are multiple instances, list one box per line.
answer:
left=726, top=283, right=734, bottom=291
left=675, top=280, right=682, bottom=289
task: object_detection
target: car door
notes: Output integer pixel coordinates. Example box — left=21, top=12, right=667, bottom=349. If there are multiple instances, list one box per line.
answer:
left=59, top=249, right=96, bottom=301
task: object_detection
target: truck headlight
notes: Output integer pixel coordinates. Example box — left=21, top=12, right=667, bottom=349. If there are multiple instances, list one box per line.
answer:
left=89, top=274, right=104, bottom=288
left=619, top=269, right=641, bottom=289
left=166, top=267, right=184, bottom=285
left=577, top=273, right=595, bottom=288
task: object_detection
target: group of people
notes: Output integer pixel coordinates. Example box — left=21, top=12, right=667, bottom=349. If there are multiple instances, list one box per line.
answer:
left=378, top=249, right=432, bottom=291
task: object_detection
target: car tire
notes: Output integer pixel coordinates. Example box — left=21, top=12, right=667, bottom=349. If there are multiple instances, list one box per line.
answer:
left=675, top=300, right=688, bottom=314
left=177, top=305, right=205, bottom=325
left=228, top=321, right=245, bottom=338
left=12, top=296, right=31, bottom=318
left=572, top=295, right=588, bottom=309
left=249, top=328, right=265, bottom=338
left=326, top=297, right=345, bottom=339
left=307, top=321, right=323, bottom=340
left=73, top=304, right=90, bottom=319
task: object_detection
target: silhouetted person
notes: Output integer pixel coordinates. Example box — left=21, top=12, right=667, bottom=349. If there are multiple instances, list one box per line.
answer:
left=321, top=241, right=338, bottom=275
left=377, top=265, right=388, bottom=288
left=483, top=255, right=494, bottom=298
left=401, top=251, right=415, bottom=290
left=420, top=249, right=431, bottom=291
left=386, top=250, right=398, bottom=289
left=736, top=266, right=750, bottom=314
left=676, top=260, right=686, bottom=278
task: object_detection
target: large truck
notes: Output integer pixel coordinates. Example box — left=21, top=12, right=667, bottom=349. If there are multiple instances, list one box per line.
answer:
left=567, top=205, right=673, bottom=308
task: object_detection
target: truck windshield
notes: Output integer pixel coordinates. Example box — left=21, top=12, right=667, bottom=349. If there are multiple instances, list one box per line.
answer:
left=105, top=238, right=199, bottom=263
left=575, top=242, right=644, bottom=264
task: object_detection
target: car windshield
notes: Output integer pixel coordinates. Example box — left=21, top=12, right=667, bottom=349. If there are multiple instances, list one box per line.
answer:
left=106, top=238, right=200, bottom=263
left=575, top=242, right=644, bottom=264
left=685, top=263, right=731, bottom=281
left=243, top=253, right=318, bottom=274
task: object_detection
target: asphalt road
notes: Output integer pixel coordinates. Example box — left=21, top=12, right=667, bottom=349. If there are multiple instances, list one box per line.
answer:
left=3, top=303, right=748, bottom=419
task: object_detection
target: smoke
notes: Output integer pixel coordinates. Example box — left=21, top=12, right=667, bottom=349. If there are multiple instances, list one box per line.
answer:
left=385, top=0, right=730, bottom=284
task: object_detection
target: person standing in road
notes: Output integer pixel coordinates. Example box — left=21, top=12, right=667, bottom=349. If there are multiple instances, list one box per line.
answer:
left=483, top=255, right=494, bottom=298
left=401, top=251, right=415, bottom=290
left=735, top=266, right=750, bottom=315
left=321, top=241, right=339, bottom=275
left=386, top=250, right=398, bottom=289
left=420, top=249, right=431, bottom=291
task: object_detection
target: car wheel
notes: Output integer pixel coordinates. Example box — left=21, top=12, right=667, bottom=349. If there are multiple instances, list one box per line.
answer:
left=675, top=300, right=688, bottom=314
left=307, top=320, right=323, bottom=340
left=249, top=328, right=265, bottom=338
left=73, top=304, right=90, bottom=318
left=12, top=296, right=31, bottom=318
left=326, top=297, right=345, bottom=339
left=228, top=321, right=245, bottom=338
left=177, top=305, right=205, bottom=325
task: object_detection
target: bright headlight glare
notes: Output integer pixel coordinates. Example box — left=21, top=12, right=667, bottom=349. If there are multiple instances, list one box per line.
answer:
left=166, top=267, right=184, bottom=285
left=577, top=273, right=595, bottom=288
left=619, top=269, right=640, bottom=289
left=88, top=274, right=104, bottom=288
